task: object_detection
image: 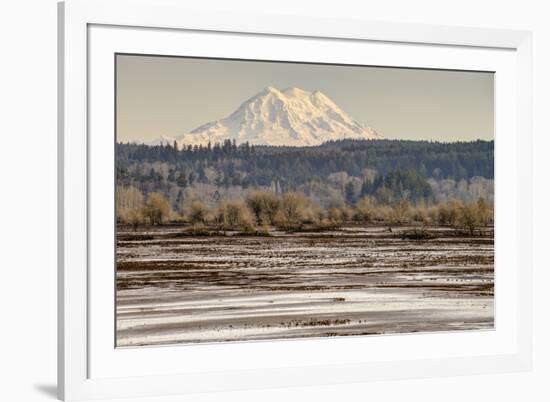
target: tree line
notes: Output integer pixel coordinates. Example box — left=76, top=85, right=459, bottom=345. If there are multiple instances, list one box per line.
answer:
left=116, top=139, right=493, bottom=210
left=117, top=139, right=494, bottom=189
left=117, top=186, right=493, bottom=236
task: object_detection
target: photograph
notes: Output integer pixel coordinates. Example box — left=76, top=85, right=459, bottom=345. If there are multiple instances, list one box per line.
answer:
left=115, top=55, right=494, bottom=347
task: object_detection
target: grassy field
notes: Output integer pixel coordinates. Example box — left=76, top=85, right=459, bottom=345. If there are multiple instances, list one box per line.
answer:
left=116, top=224, right=494, bottom=347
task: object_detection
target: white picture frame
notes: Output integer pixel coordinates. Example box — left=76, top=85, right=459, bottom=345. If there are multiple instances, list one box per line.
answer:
left=58, top=0, right=533, bottom=400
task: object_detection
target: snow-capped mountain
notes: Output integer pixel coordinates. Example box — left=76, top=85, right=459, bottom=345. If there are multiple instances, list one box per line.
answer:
left=150, top=86, right=380, bottom=147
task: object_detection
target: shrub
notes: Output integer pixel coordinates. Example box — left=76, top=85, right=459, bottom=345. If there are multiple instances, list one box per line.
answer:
left=276, top=192, right=309, bottom=228
left=313, top=207, right=326, bottom=224
left=459, top=203, right=480, bottom=235
left=116, top=185, right=144, bottom=210
left=143, top=192, right=171, bottom=225
left=116, top=185, right=146, bottom=229
left=245, top=191, right=281, bottom=225
left=340, top=206, right=352, bottom=222
left=353, top=196, right=376, bottom=223
left=387, top=199, right=410, bottom=224
left=245, top=191, right=265, bottom=225
left=302, top=206, right=325, bottom=225
left=477, top=197, right=493, bottom=226
left=218, top=201, right=255, bottom=232
left=118, top=207, right=146, bottom=230
left=327, top=207, right=344, bottom=224
left=186, top=201, right=209, bottom=225
left=410, top=206, right=428, bottom=223
left=426, top=206, right=439, bottom=224
left=437, top=200, right=462, bottom=227
left=262, top=192, right=281, bottom=225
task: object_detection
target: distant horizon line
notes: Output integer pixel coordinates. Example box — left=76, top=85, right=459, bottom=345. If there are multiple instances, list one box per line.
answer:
left=116, top=138, right=494, bottom=147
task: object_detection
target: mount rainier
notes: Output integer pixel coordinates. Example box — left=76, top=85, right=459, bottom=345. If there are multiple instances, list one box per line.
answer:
left=149, top=86, right=380, bottom=147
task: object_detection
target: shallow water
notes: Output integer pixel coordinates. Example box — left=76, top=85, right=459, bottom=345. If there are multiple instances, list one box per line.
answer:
left=116, top=225, right=494, bottom=347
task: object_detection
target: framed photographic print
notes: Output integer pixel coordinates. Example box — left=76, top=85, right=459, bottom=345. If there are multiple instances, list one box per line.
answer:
left=58, top=0, right=533, bottom=400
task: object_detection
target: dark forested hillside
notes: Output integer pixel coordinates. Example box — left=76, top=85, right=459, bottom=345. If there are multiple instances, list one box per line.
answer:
left=118, top=139, right=493, bottom=181
left=115, top=139, right=493, bottom=209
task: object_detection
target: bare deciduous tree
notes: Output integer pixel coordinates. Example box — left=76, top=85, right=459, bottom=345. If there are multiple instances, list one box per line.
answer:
left=144, top=192, right=171, bottom=225
left=186, top=201, right=209, bottom=225
left=277, top=192, right=309, bottom=228
left=218, top=201, right=254, bottom=231
left=246, top=191, right=265, bottom=225
left=459, top=203, right=480, bottom=236
left=353, top=196, right=376, bottom=223
left=387, top=199, right=410, bottom=224
left=476, top=197, right=493, bottom=227
left=262, top=192, right=280, bottom=225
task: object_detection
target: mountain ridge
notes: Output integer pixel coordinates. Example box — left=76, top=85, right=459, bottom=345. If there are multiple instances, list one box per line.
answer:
left=147, top=86, right=380, bottom=147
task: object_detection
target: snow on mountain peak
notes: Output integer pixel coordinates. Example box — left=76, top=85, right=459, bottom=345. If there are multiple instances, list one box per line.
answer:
left=151, top=87, right=380, bottom=147
left=282, top=87, right=309, bottom=96
left=264, top=85, right=282, bottom=93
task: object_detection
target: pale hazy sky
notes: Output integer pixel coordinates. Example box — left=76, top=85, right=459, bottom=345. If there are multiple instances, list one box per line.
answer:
left=116, top=54, right=494, bottom=143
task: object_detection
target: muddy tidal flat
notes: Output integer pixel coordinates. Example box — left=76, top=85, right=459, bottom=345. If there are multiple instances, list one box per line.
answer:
left=116, top=225, right=494, bottom=347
